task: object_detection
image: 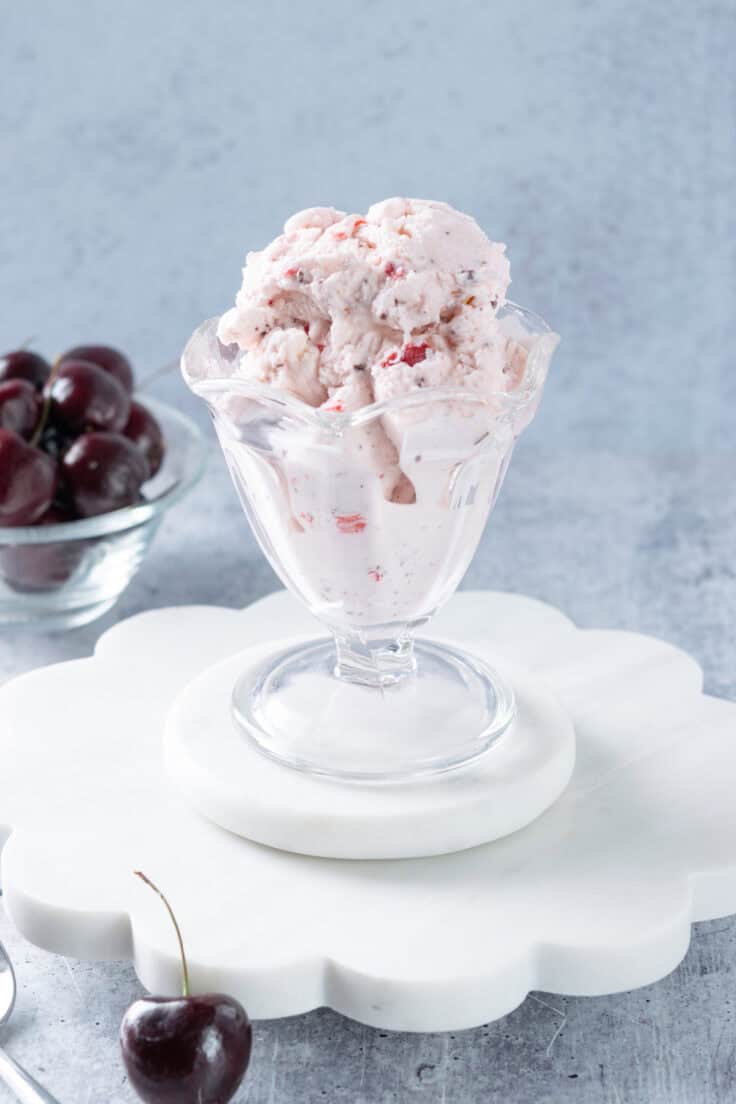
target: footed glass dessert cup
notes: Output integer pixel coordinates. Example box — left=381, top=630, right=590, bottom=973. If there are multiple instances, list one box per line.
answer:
left=182, top=304, right=558, bottom=781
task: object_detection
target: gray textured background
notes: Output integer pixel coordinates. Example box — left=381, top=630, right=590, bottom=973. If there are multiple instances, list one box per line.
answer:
left=1, top=0, right=735, bottom=1101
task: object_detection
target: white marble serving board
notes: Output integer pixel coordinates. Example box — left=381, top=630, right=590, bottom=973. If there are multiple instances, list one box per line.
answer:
left=1, top=590, right=735, bottom=1032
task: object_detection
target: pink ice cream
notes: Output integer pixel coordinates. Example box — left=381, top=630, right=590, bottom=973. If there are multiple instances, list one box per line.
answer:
left=185, top=199, right=556, bottom=630
left=217, top=198, right=525, bottom=415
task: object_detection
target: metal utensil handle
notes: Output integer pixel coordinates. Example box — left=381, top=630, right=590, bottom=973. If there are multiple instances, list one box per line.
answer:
left=0, top=1047, right=62, bottom=1103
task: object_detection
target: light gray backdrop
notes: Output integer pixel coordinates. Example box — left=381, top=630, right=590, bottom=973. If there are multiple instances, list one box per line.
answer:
left=1, top=1, right=735, bottom=1102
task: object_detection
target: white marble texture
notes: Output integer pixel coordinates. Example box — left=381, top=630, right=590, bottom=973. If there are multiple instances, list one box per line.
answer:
left=2, top=591, right=735, bottom=1037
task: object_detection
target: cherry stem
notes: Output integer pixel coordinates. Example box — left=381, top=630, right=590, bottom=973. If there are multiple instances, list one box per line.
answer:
left=134, top=871, right=191, bottom=998
left=29, top=356, right=61, bottom=449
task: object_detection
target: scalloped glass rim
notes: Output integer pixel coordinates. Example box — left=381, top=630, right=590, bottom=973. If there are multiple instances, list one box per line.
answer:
left=182, top=300, right=559, bottom=430
left=0, top=397, right=207, bottom=545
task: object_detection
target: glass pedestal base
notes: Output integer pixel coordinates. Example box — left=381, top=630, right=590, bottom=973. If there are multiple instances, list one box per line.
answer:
left=231, top=638, right=516, bottom=782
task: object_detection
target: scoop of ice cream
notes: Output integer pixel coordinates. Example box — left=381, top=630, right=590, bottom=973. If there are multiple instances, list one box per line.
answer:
left=183, top=203, right=558, bottom=632
left=217, top=198, right=524, bottom=412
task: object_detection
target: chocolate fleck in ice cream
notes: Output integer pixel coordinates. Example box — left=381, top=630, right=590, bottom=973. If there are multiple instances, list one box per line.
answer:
left=185, top=198, right=557, bottom=628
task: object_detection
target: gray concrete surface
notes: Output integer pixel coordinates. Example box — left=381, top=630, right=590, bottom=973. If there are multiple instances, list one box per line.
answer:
left=1, top=0, right=735, bottom=1101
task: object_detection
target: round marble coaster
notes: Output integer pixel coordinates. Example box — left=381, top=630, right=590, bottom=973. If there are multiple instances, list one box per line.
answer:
left=164, top=641, right=575, bottom=859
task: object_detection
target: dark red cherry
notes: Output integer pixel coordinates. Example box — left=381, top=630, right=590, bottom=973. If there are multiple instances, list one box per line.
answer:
left=0, top=350, right=52, bottom=390
left=0, top=379, right=40, bottom=438
left=121, top=995, right=252, bottom=1104
left=46, top=360, right=131, bottom=433
left=60, top=344, right=134, bottom=393
left=62, top=432, right=147, bottom=518
left=120, top=873, right=251, bottom=1104
left=123, top=401, right=165, bottom=477
left=0, top=502, right=85, bottom=592
left=0, top=429, right=57, bottom=526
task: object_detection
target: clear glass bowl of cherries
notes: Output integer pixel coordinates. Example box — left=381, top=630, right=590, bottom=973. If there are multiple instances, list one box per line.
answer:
left=0, top=345, right=205, bottom=629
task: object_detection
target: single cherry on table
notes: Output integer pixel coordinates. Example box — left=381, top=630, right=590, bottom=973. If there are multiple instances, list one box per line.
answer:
left=121, top=872, right=252, bottom=1104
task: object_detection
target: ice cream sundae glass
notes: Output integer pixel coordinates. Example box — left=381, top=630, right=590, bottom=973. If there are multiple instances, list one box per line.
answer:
left=183, top=199, right=558, bottom=781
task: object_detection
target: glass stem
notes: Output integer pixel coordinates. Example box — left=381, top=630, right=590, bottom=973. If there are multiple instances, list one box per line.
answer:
left=333, top=630, right=417, bottom=689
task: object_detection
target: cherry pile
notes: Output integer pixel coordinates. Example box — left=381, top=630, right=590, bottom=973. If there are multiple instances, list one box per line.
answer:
left=0, top=344, right=164, bottom=528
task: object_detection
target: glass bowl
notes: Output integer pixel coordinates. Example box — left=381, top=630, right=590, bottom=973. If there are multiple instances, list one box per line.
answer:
left=0, top=398, right=206, bottom=630
left=183, top=303, right=558, bottom=782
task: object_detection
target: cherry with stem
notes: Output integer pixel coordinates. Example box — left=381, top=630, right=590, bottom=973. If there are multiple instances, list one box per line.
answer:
left=121, top=871, right=252, bottom=1104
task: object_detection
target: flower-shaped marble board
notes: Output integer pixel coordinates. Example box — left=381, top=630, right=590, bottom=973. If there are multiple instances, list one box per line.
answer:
left=1, top=590, right=735, bottom=1032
